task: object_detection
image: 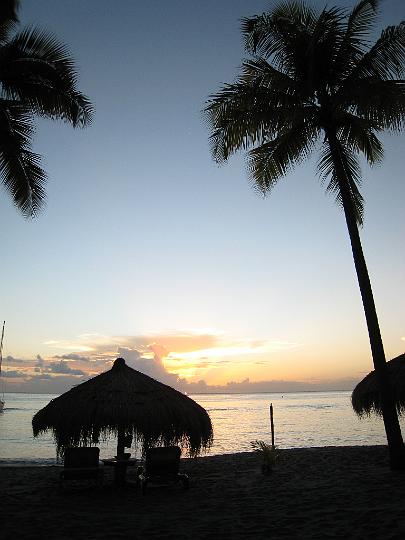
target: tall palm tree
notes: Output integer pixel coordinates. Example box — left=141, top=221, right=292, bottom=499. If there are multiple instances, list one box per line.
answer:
left=204, top=0, right=405, bottom=469
left=0, top=0, right=93, bottom=217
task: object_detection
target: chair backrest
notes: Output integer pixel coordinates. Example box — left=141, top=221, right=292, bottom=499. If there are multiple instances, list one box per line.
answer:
left=64, top=447, right=100, bottom=469
left=145, top=446, right=181, bottom=475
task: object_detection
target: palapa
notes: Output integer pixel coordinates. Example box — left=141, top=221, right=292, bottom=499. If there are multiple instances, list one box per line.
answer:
left=32, top=357, right=213, bottom=457
left=352, top=353, right=405, bottom=417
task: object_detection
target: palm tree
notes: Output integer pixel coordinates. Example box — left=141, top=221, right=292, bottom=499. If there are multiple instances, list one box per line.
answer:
left=204, top=0, right=405, bottom=469
left=0, top=0, right=93, bottom=217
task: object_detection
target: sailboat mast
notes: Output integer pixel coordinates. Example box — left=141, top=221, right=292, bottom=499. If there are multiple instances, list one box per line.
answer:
left=0, top=321, right=5, bottom=375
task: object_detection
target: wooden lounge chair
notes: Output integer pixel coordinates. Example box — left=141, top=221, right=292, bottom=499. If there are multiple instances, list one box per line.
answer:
left=138, top=446, right=189, bottom=494
left=59, top=447, right=103, bottom=488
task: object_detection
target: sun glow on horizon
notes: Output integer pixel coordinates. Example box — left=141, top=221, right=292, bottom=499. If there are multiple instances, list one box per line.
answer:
left=167, top=341, right=297, bottom=361
left=3, top=326, right=395, bottom=393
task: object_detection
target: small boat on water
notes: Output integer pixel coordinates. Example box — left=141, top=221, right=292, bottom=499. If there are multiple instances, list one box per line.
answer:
left=0, top=321, right=5, bottom=411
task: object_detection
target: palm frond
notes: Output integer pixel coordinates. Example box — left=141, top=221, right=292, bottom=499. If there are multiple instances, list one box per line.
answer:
left=0, top=100, right=46, bottom=217
left=0, top=0, right=19, bottom=43
left=301, top=6, right=346, bottom=94
left=242, top=2, right=319, bottom=77
left=343, top=21, right=405, bottom=86
left=343, top=0, right=380, bottom=43
left=332, top=1, right=380, bottom=83
left=204, top=78, right=305, bottom=163
left=241, top=57, right=299, bottom=96
left=243, top=2, right=346, bottom=98
left=247, top=118, right=319, bottom=195
left=339, top=79, right=405, bottom=131
left=318, top=143, right=364, bottom=225
left=242, top=1, right=318, bottom=57
left=337, top=112, right=383, bottom=165
left=205, top=84, right=270, bottom=162
left=0, top=27, right=93, bottom=126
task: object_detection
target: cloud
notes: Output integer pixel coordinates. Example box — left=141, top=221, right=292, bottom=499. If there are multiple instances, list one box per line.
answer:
left=30, top=373, right=53, bottom=380
left=35, top=355, right=45, bottom=367
left=33, top=329, right=300, bottom=389
left=2, top=346, right=360, bottom=394
left=3, top=355, right=26, bottom=365
left=117, top=347, right=180, bottom=387
left=53, top=353, right=91, bottom=362
left=2, top=370, right=26, bottom=378
left=183, top=377, right=359, bottom=393
left=168, top=339, right=297, bottom=362
left=9, top=373, right=88, bottom=393
left=47, top=361, right=85, bottom=376
left=8, top=330, right=345, bottom=394
left=42, top=330, right=297, bottom=366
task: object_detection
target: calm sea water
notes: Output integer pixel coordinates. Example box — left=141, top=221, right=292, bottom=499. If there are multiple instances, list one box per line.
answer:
left=1, top=391, right=402, bottom=465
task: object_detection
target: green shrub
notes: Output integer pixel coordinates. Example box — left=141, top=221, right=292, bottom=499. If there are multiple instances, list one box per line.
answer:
left=250, top=440, right=279, bottom=474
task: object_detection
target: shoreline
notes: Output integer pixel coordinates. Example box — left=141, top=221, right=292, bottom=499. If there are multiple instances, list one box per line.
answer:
left=0, top=443, right=389, bottom=467
left=2, top=445, right=405, bottom=539
left=0, top=443, right=390, bottom=464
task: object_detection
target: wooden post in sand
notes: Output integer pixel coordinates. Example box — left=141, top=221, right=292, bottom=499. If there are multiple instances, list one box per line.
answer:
left=270, top=403, right=275, bottom=448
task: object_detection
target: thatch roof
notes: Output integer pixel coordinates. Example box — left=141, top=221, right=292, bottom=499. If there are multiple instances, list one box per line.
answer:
left=352, top=354, right=405, bottom=417
left=32, top=358, right=213, bottom=457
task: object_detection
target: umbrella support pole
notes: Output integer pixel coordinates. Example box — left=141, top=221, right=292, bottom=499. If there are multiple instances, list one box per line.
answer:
left=117, top=428, right=125, bottom=459
left=114, top=428, right=127, bottom=486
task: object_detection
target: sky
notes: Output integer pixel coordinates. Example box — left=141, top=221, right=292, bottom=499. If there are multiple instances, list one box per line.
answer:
left=1, top=0, right=404, bottom=394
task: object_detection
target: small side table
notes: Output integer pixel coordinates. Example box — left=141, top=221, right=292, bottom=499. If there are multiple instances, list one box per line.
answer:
left=102, top=457, right=137, bottom=486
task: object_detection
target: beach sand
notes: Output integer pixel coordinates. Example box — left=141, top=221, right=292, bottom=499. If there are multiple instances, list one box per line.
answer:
left=1, top=445, right=405, bottom=539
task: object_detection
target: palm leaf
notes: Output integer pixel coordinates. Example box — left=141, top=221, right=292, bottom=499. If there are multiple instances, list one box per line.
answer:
left=337, top=112, right=383, bottom=165
left=318, top=143, right=364, bottom=225
left=343, top=21, right=405, bottom=86
left=0, top=100, right=46, bottom=217
left=247, top=116, right=319, bottom=194
left=0, top=0, right=19, bottom=43
left=205, top=80, right=304, bottom=163
left=338, top=79, right=405, bottom=131
left=345, top=0, right=379, bottom=39
left=0, top=27, right=93, bottom=126
left=242, top=1, right=318, bottom=58
left=241, top=58, right=299, bottom=97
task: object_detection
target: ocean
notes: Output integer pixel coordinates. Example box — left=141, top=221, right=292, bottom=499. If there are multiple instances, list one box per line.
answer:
left=1, top=391, right=402, bottom=465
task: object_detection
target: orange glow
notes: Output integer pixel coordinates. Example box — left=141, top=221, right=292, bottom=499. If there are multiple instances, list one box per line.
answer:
left=3, top=329, right=379, bottom=392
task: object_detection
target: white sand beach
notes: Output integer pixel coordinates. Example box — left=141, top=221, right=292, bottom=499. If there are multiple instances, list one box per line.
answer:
left=1, top=445, right=405, bottom=540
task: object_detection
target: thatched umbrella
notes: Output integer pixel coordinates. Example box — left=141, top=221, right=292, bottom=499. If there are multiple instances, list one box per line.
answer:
left=352, top=354, right=405, bottom=416
left=32, top=358, right=213, bottom=458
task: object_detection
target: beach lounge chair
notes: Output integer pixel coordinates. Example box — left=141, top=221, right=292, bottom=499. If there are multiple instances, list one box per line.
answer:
left=59, top=447, right=103, bottom=488
left=137, top=446, right=189, bottom=494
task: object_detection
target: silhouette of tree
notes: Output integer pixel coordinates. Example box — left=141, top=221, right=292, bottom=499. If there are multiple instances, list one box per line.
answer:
left=0, top=0, right=93, bottom=217
left=204, top=0, right=405, bottom=468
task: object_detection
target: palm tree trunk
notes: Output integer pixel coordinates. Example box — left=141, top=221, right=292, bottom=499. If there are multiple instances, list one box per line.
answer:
left=326, top=129, right=405, bottom=470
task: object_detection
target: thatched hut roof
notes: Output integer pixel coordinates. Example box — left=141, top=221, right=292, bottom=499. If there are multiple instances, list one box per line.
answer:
left=352, top=354, right=405, bottom=417
left=32, top=358, right=213, bottom=457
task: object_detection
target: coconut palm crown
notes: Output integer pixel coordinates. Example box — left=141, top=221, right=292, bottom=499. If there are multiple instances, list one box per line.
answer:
left=0, top=0, right=93, bottom=217
left=204, top=0, right=405, bottom=468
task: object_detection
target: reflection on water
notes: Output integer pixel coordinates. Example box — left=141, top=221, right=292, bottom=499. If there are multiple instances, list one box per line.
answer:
left=1, top=391, right=403, bottom=465
left=196, top=392, right=405, bottom=456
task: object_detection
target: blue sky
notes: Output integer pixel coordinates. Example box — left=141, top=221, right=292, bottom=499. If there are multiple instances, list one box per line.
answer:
left=1, top=0, right=404, bottom=393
